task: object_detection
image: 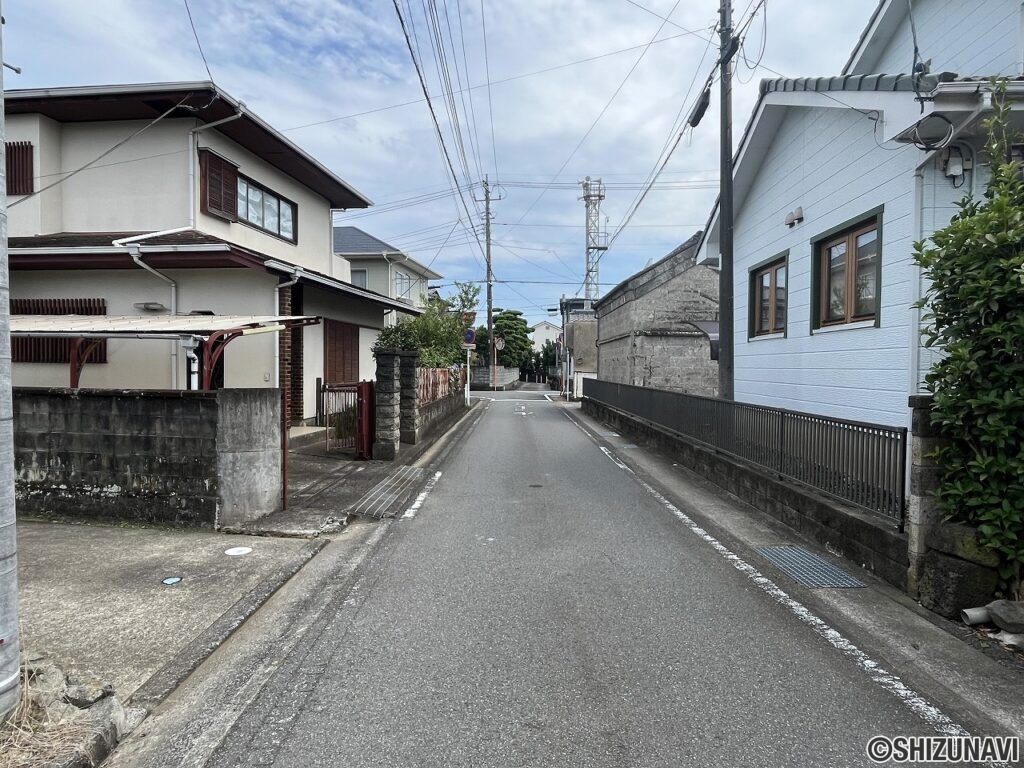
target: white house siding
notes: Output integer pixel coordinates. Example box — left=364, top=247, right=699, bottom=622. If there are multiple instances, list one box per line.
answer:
left=6, top=114, right=64, bottom=236
left=531, top=321, right=561, bottom=351
left=11, top=268, right=276, bottom=390
left=195, top=132, right=334, bottom=274
left=863, top=0, right=1021, bottom=77
left=733, top=105, right=924, bottom=428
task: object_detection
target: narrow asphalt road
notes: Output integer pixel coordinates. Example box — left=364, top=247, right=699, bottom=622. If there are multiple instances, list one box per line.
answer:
left=177, top=389, right=957, bottom=767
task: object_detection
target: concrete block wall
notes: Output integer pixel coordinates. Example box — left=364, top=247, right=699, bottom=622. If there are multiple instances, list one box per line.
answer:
left=13, top=388, right=281, bottom=527
left=583, top=398, right=909, bottom=591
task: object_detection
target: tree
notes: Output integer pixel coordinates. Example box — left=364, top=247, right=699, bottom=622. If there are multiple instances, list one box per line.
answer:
left=913, top=80, right=1024, bottom=598
left=374, top=281, right=480, bottom=367
left=474, top=308, right=532, bottom=368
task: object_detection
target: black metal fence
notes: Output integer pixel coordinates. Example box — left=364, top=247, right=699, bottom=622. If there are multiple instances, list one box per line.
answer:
left=582, top=379, right=907, bottom=525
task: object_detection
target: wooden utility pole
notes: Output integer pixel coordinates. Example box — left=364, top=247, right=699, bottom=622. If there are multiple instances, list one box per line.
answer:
left=484, top=177, right=494, bottom=390
left=718, top=0, right=736, bottom=401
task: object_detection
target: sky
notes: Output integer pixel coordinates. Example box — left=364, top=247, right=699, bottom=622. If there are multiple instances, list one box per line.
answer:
left=3, top=0, right=878, bottom=324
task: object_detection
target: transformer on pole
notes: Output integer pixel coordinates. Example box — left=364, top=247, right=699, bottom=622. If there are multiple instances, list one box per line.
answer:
left=580, top=177, right=607, bottom=302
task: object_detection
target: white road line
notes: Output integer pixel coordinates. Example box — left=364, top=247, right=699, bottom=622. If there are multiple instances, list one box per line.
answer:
left=559, top=409, right=983, bottom=748
left=599, top=446, right=632, bottom=472
left=402, top=471, right=443, bottom=519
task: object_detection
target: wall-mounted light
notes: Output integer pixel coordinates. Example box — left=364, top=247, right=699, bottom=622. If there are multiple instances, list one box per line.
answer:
left=784, top=207, right=804, bottom=228
left=133, top=301, right=167, bottom=312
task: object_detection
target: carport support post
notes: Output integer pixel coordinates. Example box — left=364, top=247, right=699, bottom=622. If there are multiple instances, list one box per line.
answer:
left=372, top=349, right=401, bottom=461
left=399, top=351, right=421, bottom=445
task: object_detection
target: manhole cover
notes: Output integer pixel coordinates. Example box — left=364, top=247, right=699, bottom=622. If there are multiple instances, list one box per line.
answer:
left=757, top=545, right=864, bottom=588
left=162, top=576, right=182, bottom=586
left=224, top=546, right=253, bottom=556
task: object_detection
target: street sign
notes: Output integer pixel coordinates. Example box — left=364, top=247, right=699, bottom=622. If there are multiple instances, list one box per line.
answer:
left=462, top=328, right=476, bottom=349
left=462, top=311, right=477, bottom=326
left=494, top=337, right=506, bottom=351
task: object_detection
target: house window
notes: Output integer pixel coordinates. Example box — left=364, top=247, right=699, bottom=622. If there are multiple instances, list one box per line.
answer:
left=237, top=176, right=297, bottom=242
left=350, top=269, right=368, bottom=289
left=6, top=141, right=33, bottom=195
left=11, top=298, right=107, bottom=363
left=394, top=271, right=412, bottom=301
left=816, top=218, right=879, bottom=327
left=199, top=149, right=238, bottom=222
left=751, top=259, right=787, bottom=336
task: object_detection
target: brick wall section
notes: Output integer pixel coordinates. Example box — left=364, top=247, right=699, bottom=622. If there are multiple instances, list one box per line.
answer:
left=278, top=285, right=293, bottom=424
left=594, top=235, right=719, bottom=395
left=14, top=388, right=281, bottom=527
left=583, top=398, right=909, bottom=591
left=419, top=392, right=467, bottom=442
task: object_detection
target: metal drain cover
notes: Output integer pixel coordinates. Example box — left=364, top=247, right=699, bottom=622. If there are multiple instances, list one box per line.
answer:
left=757, top=545, right=864, bottom=589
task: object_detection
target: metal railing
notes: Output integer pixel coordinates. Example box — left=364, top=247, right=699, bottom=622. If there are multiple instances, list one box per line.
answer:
left=583, top=379, right=907, bottom=525
left=418, top=368, right=461, bottom=405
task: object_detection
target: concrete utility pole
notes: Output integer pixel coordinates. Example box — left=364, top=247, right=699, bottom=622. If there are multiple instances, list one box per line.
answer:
left=718, top=0, right=737, bottom=401
left=580, top=177, right=606, bottom=301
left=483, top=177, right=494, bottom=390
left=0, top=0, right=22, bottom=721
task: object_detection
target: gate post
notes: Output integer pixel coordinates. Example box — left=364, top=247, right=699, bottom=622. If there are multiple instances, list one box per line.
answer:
left=399, top=351, right=421, bottom=445
left=373, top=349, right=401, bottom=460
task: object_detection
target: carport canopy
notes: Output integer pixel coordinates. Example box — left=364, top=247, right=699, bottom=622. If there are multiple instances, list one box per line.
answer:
left=9, top=314, right=320, bottom=389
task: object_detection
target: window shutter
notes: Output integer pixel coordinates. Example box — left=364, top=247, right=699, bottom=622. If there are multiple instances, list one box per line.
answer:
left=11, top=298, right=108, bottom=364
left=199, top=149, right=238, bottom=221
left=6, top=141, right=34, bottom=196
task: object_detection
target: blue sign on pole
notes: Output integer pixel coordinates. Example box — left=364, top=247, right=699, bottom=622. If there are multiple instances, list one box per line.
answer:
left=463, top=328, right=476, bottom=348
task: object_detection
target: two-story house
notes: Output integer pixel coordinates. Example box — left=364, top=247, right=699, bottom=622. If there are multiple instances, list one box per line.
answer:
left=696, top=0, right=1024, bottom=430
left=6, top=81, right=419, bottom=424
left=332, top=226, right=442, bottom=323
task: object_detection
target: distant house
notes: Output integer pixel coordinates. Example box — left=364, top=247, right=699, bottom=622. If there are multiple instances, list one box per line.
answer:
left=6, top=81, right=418, bottom=424
left=696, top=0, right=1024, bottom=428
left=332, top=226, right=443, bottom=320
left=530, top=320, right=560, bottom=352
left=594, top=233, right=719, bottom=395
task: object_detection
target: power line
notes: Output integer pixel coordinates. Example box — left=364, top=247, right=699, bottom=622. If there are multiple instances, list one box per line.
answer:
left=10, top=96, right=197, bottom=209
left=282, top=29, right=698, bottom=133
left=479, top=0, right=501, bottom=180
left=182, top=0, right=215, bottom=83
left=502, top=0, right=683, bottom=238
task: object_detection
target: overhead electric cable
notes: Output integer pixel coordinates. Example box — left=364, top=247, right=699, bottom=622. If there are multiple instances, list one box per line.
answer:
left=479, top=0, right=501, bottom=180
left=182, top=0, right=215, bottom=82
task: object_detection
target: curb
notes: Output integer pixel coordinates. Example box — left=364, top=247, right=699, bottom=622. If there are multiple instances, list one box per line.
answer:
left=129, top=537, right=328, bottom=711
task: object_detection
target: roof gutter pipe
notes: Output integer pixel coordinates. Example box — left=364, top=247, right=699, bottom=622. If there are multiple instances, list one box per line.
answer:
left=113, top=230, right=188, bottom=388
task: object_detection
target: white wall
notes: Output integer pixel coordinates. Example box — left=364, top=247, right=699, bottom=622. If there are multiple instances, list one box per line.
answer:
left=359, top=327, right=380, bottom=382
left=11, top=268, right=277, bottom=390
left=7, top=114, right=64, bottom=236
left=195, top=132, right=334, bottom=273
left=731, top=103, right=972, bottom=428
left=531, top=321, right=561, bottom=350
left=864, top=0, right=1021, bottom=77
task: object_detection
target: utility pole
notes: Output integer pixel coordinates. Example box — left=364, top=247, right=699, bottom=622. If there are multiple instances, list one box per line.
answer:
left=484, top=177, right=494, bottom=390
left=580, top=177, right=606, bottom=301
left=0, top=0, right=22, bottom=721
left=718, top=0, right=737, bottom=401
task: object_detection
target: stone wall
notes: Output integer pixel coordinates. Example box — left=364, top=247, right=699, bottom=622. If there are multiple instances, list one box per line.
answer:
left=13, top=388, right=282, bottom=527
left=909, top=395, right=1000, bottom=618
left=583, top=398, right=909, bottom=591
left=594, top=234, right=719, bottom=395
left=470, top=366, right=520, bottom=389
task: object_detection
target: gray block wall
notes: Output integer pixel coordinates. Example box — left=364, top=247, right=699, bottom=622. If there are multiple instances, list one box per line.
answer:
left=13, top=388, right=281, bottom=527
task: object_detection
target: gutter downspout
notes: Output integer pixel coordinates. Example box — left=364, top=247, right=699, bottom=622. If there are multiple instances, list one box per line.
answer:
left=113, top=229, right=191, bottom=388
left=189, top=108, right=244, bottom=228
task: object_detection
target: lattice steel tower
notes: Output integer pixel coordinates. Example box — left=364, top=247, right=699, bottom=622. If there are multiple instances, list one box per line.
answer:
left=580, top=177, right=607, bottom=301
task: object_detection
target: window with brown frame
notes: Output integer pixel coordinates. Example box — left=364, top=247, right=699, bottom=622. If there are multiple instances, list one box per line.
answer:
left=751, top=259, right=787, bottom=336
left=236, top=176, right=297, bottom=242
left=199, top=149, right=238, bottom=222
left=11, top=298, right=107, bottom=364
left=816, top=218, right=879, bottom=327
left=6, top=141, right=34, bottom=196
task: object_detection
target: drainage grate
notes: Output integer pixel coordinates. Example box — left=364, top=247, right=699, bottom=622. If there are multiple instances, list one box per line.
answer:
left=757, top=545, right=864, bottom=589
left=350, top=466, right=426, bottom=518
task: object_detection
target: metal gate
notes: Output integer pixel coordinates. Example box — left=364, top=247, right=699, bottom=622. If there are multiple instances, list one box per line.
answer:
left=318, top=380, right=374, bottom=459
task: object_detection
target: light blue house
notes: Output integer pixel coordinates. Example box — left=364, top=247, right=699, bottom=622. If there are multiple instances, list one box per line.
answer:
left=697, top=0, right=1024, bottom=429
